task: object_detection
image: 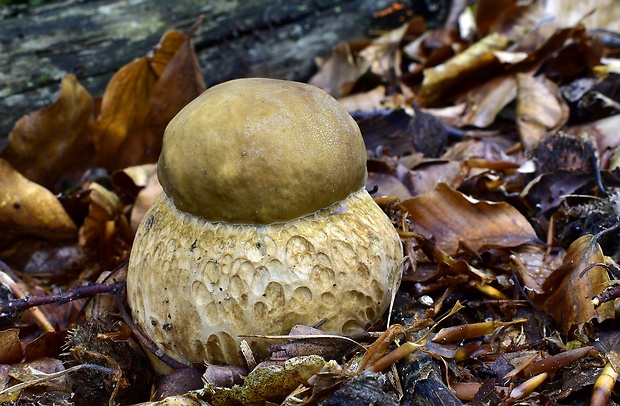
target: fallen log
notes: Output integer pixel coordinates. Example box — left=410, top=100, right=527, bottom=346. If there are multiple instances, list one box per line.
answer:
left=0, top=0, right=445, bottom=143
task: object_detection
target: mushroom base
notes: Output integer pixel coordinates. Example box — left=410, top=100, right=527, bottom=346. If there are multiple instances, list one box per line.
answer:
left=127, top=188, right=403, bottom=368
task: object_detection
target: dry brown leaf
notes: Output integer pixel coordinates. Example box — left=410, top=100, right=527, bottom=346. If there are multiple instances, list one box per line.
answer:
left=511, top=245, right=564, bottom=294
left=401, top=182, right=538, bottom=254
left=90, top=57, right=157, bottom=169
left=359, top=22, right=408, bottom=79
left=367, top=172, right=411, bottom=201
left=419, top=33, right=509, bottom=105
left=339, top=85, right=386, bottom=112
left=308, top=41, right=370, bottom=98
left=0, top=329, right=23, bottom=365
left=462, top=74, right=516, bottom=128
left=474, top=0, right=518, bottom=36
left=407, top=161, right=462, bottom=196
left=0, top=74, right=94, bottom=191
left=78, top=183, right=123, bottom=248
left=0, top=159, right=77, bottom=241
left=150, top=30, right=189, bottom=77
left=149, top=35, right=207, bottom=142
left=544, top=0, right=620, bottom=31
left=568, top=114, right=620, bottom=169
left=111, top=164, right=162, bottom=233
left=542, top=234, right=614, bottom=336
left=516, top=73, right=569, bottom=151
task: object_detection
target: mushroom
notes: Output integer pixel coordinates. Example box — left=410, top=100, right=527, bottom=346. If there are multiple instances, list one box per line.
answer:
left=126, top=78, right=403, bottom=369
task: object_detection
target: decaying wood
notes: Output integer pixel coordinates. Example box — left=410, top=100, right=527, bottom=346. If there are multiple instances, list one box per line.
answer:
left=0, top=0, right=416, bottom=143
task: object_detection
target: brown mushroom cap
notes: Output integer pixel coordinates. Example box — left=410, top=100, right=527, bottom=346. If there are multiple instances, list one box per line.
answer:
left=158, top=78, right=367, bottom=224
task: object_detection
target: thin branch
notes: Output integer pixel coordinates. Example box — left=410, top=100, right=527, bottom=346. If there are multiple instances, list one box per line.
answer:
left=0, top=281, right=126, bottom=319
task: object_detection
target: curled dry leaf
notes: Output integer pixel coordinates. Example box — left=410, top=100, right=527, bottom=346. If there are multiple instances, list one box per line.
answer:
left=91, top=30, right=204, bottom=170
left=419, top=33, right=509, bottom=105
left=149, top=30, right=188, bottom=77
left=358, top=22, right=408, bottom=79
left=308, top=41, right=370, bottom=98
left=542, top=234, right=614, bottom=335
left=0, top=74, right=94, bottom=191
left=401, top=182, right=538, bottom=254
left=516, top=73, right=569, bottom=151
left=0, top=159, right=77, bottom=241
left=462, top=74, right=516, bottom=128
left=116, top=164, right=162, bottom=233
left=90, top=56, right=157, bottom=169
left=78, top=183, right=123, bottom=248
left=148, top=34, right=207, bottom=142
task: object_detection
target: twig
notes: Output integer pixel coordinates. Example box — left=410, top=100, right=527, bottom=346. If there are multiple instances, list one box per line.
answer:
left=0, top=281, right=126, bottom=320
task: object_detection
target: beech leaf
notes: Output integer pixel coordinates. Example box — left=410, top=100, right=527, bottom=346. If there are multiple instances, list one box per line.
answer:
left=401, top=182, right=538, bottom=254
left=0, top=74, right=94, bottom=191
left=0, top=159, right=77, bottom=241
left=542, top=234, right=614, bottom=336
left=90, top=57, right=157, bottom=169
left=516, top=73, right=569, bottom=151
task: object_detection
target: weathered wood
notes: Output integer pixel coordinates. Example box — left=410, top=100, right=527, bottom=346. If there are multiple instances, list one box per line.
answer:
left=0, top=0, right=420, bottom=143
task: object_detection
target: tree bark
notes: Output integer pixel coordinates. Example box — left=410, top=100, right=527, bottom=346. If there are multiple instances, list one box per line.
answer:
left=0, top=0, right=431, bottom=143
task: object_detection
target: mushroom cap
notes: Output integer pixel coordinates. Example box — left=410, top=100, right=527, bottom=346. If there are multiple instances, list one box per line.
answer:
left=127, top=188, right=403, bottom=367
left=158, top=78, right=367, bottom=224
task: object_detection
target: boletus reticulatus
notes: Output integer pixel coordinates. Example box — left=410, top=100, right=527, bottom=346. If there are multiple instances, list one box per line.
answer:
left=127, top=78, right=403, bottom=369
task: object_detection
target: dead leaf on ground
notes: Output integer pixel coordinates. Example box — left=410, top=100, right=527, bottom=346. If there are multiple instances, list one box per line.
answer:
left=461, top=74, right=517, bottom=128
left=542, top=234, right=614, bottom=336
left=516, top=73, right=569, bottom=151
left=401, top=182, right=538, bottom=254
left=78, top=183, right=124, bottom=250
left=0, top=75, right=94, bottom=192
left=308, top=41, right=370, bottom=98
left=148, top=35, right=207, bottom=143
left=90, top=56, right=157, bottom=170
left=419, top=33, right=509, bottom=105
left=359, top=22, right=409, bottom=80
left=511, top=245, right=565, bottom=294
left=149, top=30, right=188, bottom=77
left=112, top=164, right=162, bottom=233
left=0, top=329, right=23, bottom=365
left=0, top=159, right=77, bottom=241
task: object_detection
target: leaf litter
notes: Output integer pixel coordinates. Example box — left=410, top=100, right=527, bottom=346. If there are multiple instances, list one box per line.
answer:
left=2, top=1, right=620, bottom=404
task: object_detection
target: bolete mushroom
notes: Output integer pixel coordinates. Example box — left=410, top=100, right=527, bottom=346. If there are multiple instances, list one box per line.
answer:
left=126, top=78, right=403, bottom=369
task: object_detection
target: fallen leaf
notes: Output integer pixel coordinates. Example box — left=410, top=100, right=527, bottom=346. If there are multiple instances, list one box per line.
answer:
left=511, top=245, right=564, bottom=294
left=401, top=182, right=538, bottom=254
left=148, top=35, right=207, bottom=144
left=516, top=73, right=569, bottom=151
left=0, top=329, right=23, bottom=365
left=474, top=0, right=519, bottom=36
left=149, top=30, right=188, bottom=77
left=521, top=170, right=593, bottom=214
left=0, top=159, right=77, bottom=241
left=0, top=74, right=94, bottom=191
left=128, top=167, right=162, bottom=233
left=462, top=74, right=516, bottom=128
left=308, top=41, right=370, bottom=98
left=419, top=33, right=509, bottom=105
left=367, top=172, right=411, bottom=201
left=339, top=85, right=386, bottom=112
left=90, top=57, right=157, bottom=169
left=78, top=183, right=123, bottom=248
left=359, top=22, right=408, bottom=79
left=542, top=234, right=614, bottom=336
